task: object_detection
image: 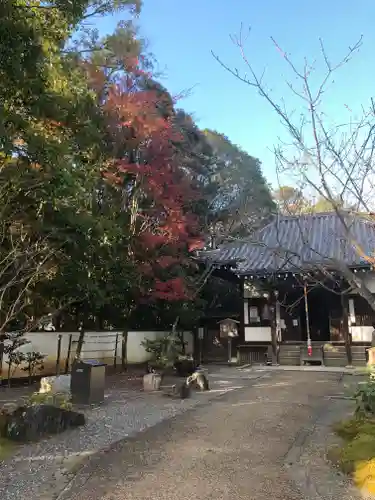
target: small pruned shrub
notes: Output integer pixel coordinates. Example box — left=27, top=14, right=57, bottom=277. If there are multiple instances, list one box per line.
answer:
left=21, top=352, right=46, bottom=383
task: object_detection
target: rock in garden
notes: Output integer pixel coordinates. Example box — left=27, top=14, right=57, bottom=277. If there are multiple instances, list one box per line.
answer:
left=0, top=402, right=18, bottom=437
left=0, top=402, right=18, bottom=415
left=162, top=381, right=191, bottom=399
left=39, top=374, right=71, bottom=395
left=186, top=371, right=210, bottom=391
left=143, top=373, right=162, bottom=391
left=4, top=404, right=85, bottom=442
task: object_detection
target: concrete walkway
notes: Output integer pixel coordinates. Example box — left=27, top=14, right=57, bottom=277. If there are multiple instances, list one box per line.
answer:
left=59, top=371, right=357, bottom=500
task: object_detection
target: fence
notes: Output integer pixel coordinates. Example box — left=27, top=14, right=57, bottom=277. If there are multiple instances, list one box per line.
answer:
left=0, top=330, right=194, bottom=383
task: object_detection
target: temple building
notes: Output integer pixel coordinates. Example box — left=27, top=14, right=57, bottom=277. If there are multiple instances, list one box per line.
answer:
left=199, top=212, right=375, bottom=367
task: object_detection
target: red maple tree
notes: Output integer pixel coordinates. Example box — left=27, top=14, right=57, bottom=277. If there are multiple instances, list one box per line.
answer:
left=95, top=60, right=204, bottom=303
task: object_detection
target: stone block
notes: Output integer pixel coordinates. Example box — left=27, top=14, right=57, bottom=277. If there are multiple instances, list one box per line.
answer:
left=39, top=374, right=71, bottom=395
left=143, top=373, right=162, bottom=392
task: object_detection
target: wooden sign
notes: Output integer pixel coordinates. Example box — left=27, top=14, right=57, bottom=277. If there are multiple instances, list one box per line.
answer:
left=218, top=318, right=239, bottom=338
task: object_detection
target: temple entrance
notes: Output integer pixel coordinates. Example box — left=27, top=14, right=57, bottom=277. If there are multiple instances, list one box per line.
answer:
left=298, top=288, right=340, bottom=342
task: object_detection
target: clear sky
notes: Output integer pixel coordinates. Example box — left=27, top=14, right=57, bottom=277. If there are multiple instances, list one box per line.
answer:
left=96, top=0, right=375, bottom=186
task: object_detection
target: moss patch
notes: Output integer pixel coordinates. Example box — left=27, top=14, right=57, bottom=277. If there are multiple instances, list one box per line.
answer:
left=329, top=418, right=375, bottom=493
left=28, top=391, right=72, bottom=410
left=0, top=437, right=14, bottom=460
left=332, top=417, right=375, bottom=441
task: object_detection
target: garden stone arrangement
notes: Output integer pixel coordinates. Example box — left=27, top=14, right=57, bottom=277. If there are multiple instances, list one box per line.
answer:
left=0, top=391, right=85, bottom=443
left=4, top=404, right=85, bottom=442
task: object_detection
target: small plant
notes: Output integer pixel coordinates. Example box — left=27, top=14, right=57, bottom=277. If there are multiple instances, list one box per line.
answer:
left=323, top=343, right=338, bottom=352
left=28, top=392, right=72, bottom=410
left=21, top=352, right=46, bottom=384
left=354, top=380, right=375, bottom=416
left=6, top=352, right=26, bottom=387
left=2, top=332, right=30, bottom=386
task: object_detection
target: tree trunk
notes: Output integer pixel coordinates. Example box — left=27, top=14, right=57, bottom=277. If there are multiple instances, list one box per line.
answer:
left=341, top=294, right=352, bottom=366
left=75, top=324, right=85, bottom=359
left=268, top=294, right=278, bottom=364
left=121, top=329, right=128, bottom=371
left=0, top=334, right=4, bottom=382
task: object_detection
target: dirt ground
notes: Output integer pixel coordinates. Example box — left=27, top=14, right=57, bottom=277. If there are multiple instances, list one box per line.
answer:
left=61, top=370, right=348, bottom=500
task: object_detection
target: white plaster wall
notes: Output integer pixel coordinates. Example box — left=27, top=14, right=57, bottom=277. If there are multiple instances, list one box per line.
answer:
left=350, top=326, right=373, bottom=342
left=1, top=330, right=194, bottom=378
left=126, top=330, right=193, bottom=363
left=244, top=326, right=271, bottom=342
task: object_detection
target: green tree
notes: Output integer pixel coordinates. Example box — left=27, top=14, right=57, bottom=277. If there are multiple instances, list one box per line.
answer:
left=273, top=186, right=307, bottom=214
left=312, top=196, right=344, bottom=213
left=0, top=0, right=143, bottom=331
left=203, top=129, right=275, bottom=244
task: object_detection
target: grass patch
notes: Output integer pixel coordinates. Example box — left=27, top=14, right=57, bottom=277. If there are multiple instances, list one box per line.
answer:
left=329, top=417, right=375, bottom=493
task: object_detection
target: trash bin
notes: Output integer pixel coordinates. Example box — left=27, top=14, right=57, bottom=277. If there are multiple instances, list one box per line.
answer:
left=70, top=359, right=106, bottom=405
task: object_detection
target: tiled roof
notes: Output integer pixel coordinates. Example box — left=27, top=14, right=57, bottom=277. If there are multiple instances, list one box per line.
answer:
left=201, top=212, right=375, bottom=275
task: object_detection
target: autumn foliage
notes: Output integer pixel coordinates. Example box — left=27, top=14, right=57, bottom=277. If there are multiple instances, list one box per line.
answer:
left=0, top=2, right=274, bottom=332
left=97, top=61, right=204, bottom=302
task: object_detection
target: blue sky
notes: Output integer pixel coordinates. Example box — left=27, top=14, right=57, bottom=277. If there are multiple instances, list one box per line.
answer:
left=97, top=0, right=375, bottom=186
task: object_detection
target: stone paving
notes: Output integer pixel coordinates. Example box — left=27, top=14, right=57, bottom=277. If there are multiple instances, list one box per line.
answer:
left=57, top=370, right=357, bottom=500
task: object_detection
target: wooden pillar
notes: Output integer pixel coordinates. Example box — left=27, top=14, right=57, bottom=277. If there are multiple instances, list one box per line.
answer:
left=197, top=327, right=204, bottom=365
left=269, top=292, right=278, bottom=364
left=275, top=300, right=281, bottom=342
left=121, top=330, right=128, bottom=371
left=341, top=294, right=353, bottom=366
left=239, top=277, right=245, bottom=343
left=303, top=282, right=311, bottom=345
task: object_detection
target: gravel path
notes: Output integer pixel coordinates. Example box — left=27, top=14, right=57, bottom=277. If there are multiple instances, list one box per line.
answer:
left=0, top=368, right=263, bottom=500
left=58, top=371, right=348, bottom=500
